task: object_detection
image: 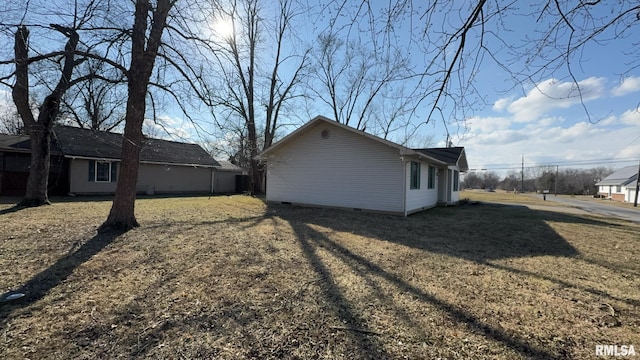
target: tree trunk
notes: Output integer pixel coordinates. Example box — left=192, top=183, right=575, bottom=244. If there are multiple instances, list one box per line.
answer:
left=12, top=24, right=79, bottom=207
left=100, top=0, right=173, bottom=231
left=20, top=125, right=51, bottom=206
left=101, top=113, right=144, bottom=230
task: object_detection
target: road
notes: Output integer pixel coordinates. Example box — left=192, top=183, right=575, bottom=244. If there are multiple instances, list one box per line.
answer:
left=538, top=195, right=640, bottom=223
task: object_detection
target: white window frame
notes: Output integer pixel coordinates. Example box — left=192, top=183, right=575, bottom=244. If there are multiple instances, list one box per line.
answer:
left=410, top=161, right=421, bottom=190
left=95, top=161, right=112, bottom=182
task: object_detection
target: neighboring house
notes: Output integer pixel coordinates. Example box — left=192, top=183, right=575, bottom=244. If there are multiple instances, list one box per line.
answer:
left=0, top=134, right=69, bottom=196
left=213, top=160, right=249, bottom=193
left=596, top=165, right=638, bottom=203
left=259, top=115, right=469, bottom=215
left=1, top=126, right=246, bottom=196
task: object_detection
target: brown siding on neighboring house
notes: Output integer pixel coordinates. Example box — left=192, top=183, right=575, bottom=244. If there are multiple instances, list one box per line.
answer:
left=136, top=163, right=211, bottom=194
left=69, top=158, right=213, bottom=195
left=611, top=193, right=625, bottom=202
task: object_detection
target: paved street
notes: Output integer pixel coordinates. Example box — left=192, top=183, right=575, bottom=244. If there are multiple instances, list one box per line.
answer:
left=538, top=195, right=640, bottom=223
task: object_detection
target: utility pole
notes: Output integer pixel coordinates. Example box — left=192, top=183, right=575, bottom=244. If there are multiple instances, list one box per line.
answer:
left=555, top=165, right=558, bottom=197
left=521, top=154, right=524, bottom=193
left=634, top=160, right=639, bottom=207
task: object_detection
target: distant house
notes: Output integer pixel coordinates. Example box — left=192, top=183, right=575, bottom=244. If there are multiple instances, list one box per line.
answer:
left=213, top=160, right=249, bottom=194
left=0, top=126, right=247, bottom=196
left=0, top=133, right=69, bottom=196
left=596, top=165, right=638, bottom=203
left=259, top=116, right=469, bottom=215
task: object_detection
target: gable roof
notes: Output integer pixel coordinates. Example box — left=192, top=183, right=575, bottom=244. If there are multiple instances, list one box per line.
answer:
left=259, top=115, right=449, bottom=166
left=216, top=160, right=247, bottom=172
left=53, top=126, right=220, bottom=167
left=413, top=147, right=469, bottom=172
left=596, top=165, right=638, bottom=187
left=0, top=133, right=63, bottom=154
left=0, top=134, right=30, bottom=152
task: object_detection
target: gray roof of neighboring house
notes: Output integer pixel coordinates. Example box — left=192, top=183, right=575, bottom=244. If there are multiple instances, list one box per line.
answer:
left=0, top=134, right=30, bottom=151
left=53, top=126, right=220, bottom=167
left=215, top=160, right=247, bottom=172
left=596, top=165, right=638, bottom=186
left=413, top=147, right=469, bottom=172
left=0, top=133, right=62, bottom=154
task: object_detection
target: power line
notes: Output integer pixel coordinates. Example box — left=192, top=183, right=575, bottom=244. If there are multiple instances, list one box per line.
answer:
left=469, top=157, right=639, bottom=171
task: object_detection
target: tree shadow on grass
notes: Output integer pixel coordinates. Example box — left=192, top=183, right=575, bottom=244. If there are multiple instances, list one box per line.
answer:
left=0, top=229, right=124, bottom=324
left=285, top=218, right=558, bottom=359
left=271, top=202, right=583, bottom=263
left=0, top=204, right=27, bottom=215
left=269, top=202, right=633, bottom=358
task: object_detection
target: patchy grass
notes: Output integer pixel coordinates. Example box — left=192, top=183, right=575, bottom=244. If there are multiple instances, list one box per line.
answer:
left=1, top=195, right=639, bottom=359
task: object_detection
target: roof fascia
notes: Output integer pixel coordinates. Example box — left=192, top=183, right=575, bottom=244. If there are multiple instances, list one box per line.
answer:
left=259, top=115, right=447, bottom=165
left=64, top=155, right=216, bottom=168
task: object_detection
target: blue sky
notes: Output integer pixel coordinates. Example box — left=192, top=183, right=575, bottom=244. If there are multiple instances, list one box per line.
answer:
left=300, top=1, right=640, bottom=174
left=444, top=1, right=640, bottom=174
left=1, top=1, right=638, bottom=176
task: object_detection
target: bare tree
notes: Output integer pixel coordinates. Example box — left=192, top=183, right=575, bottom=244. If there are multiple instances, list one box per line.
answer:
left=8, top=23, right=84, bottom=206
left=313, top=0, right=639, bottom=142
left=101, top=0, right=176, bottom=230
left=310, top=32, right=411, bottom=134
left=0, top=0, right=128, bottom=206
left=0, top=106, right=24, bottom=135
left=62, top=59, right=126, bottom=131
left=208, top=0, right=308, bottom=194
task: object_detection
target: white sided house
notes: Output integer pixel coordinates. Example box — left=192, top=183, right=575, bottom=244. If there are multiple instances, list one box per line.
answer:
left=259, top=116, right=469, bottom=215
left=596, top=165, right=638, bottom=203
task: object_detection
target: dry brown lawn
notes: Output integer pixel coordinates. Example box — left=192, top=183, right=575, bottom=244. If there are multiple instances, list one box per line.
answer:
left=1, top=194, right=639, bottom=359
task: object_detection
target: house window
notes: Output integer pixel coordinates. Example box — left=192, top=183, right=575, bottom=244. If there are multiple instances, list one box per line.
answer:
left=410, top=161, right=420, bottom=189
left=427, top=165, right=435, bottom=189
left=88, top=160, right=117, bottom=183
left=615, top=185, right=621, bottom=193
left=453, top=170, right=459, bottom=191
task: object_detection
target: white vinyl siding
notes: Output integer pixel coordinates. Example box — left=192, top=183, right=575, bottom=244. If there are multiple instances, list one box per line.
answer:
left=405, top=160, right=439, bottom=213
left=266, top=122, right=404, bottom=213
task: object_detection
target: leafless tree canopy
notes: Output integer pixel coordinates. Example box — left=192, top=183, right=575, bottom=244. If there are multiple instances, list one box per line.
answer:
left=205, top=0, right=309, bottom=193
left=308, top=0, right=640, bottom=137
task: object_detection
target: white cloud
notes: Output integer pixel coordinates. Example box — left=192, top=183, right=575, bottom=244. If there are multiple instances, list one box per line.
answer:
left=466, top=116, right=511, bottom=133
left=616, top=143, right=640, bottom=159
left=554, top=122, right=605, bottom=143
left=619, top=109, right=640, bottom=126
left=0, top=90, right=15, bottom=114
left=492, top=97, right=511, bottom=112
left=600, top=115, right=617, bottom=126
left=612, top=76, right=640, bottom=97
left=144, top=116, right=194, bottom=142
left=452, top=76, right=640, bottom=175
left=504, top=77, right=606, bottom=122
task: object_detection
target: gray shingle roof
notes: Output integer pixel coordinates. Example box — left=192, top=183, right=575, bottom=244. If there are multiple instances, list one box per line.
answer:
left=0, top=133, right=63, bottom=154
left=413, top=147, right=468, bottom=171
left=53, top=126, right=220, bottom=167
left=216, top=160, right=247, bottom=172
left=596, top=165, right=638, bottom=186
left=0, top=134, right=30, bottom=151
